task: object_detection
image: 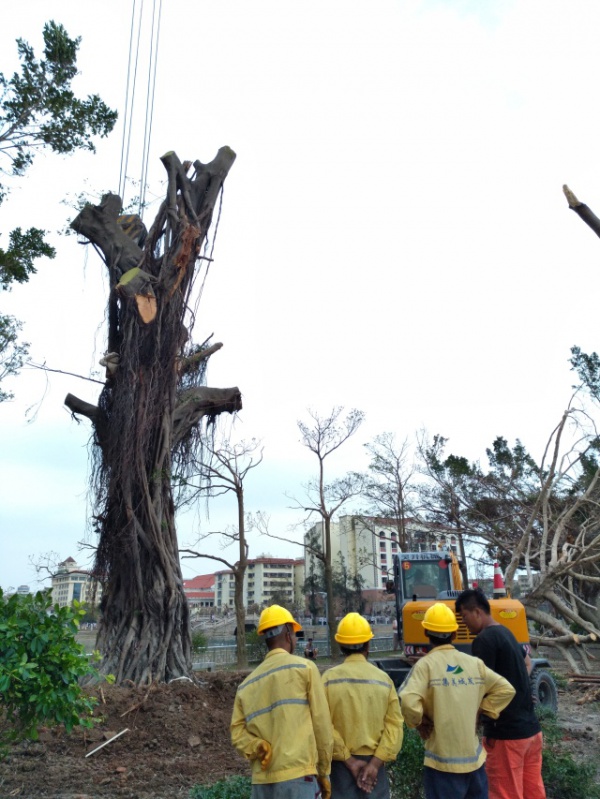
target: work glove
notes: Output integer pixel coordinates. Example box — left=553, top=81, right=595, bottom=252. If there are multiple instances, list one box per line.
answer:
left=317, top=776, right=332, bottom=799
left=255, top=740, right=272, bottom=770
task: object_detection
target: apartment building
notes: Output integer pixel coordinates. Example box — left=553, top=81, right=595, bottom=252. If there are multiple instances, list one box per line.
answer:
left=51, top=557, right=102, bottom=608
left=214, top=557, right=305, bottom=610
left=305, top=516, right=457, bottom=591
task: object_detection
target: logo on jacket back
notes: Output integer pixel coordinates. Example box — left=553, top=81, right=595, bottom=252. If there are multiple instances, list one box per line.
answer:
left=446, top=664, right=464, bottom=674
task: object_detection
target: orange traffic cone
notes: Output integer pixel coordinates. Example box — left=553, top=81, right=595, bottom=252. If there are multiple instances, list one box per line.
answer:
left=493, top=562, right=506, bottom=598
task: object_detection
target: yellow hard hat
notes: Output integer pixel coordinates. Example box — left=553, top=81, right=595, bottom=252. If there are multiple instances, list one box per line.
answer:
left=257, top=604, right=302, bottom=635
left=335, top=613, right=374, bottom=645
left=422, top=603, right=458, bottom=633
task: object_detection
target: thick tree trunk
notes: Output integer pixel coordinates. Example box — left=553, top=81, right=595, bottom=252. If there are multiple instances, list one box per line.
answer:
left=67, top=148, right=239, bottom=684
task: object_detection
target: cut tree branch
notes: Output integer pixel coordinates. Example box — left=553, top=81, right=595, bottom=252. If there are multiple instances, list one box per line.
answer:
left=563, top=184, right=600, bottom=239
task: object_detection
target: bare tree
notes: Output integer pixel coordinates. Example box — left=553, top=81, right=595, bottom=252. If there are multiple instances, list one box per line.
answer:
left=180, top=437, right=263, bottom=667
left=362, top=432, right=416, bottom=549
left=293, top=407, right=365, bottom=656
left=64, top=149, right=240, bottom=684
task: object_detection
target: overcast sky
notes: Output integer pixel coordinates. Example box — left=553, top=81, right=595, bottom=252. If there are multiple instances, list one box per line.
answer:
left=2, top=0, right=600, bottom=591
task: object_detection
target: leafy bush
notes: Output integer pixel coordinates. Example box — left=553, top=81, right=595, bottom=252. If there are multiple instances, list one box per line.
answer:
left=191, top=629, right=208, bottom=654
left=190, top=775, right=251, bottom=799
left=537, top=707, right=600, bottom=799
left=388, top=727, right=425, bottom=799
left=0, top=588, right=101, bottom=749
left=245, top=630, right=264, bottom=663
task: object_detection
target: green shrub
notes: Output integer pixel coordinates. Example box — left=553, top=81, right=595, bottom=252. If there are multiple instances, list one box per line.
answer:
left=245, top=630, right=264, bottom=663
left=190, top=775, right=251, bottom=799
left=388, top=727, right=425, bottom=799
left=0, top=588, right=101, bottom=749
left=191, top=629, right=208, bottom=654
left=537, top=707, right=600, bottom=799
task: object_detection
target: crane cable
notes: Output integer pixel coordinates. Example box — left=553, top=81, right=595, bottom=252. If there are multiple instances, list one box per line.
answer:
left=139, top=0, right=163, bottom=216
left=117, top=0, right=163, bottom=221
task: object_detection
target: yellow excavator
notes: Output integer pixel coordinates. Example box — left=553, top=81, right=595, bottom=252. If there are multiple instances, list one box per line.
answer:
left=374, top=549, right=558, bottom=712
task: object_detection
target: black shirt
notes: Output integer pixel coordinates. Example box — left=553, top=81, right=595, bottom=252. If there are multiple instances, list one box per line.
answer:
left=472, top=624, right=541, bottom=740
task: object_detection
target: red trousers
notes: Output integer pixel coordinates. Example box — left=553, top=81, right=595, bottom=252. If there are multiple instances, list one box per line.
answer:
left=483, top=732, right=546, bottom=799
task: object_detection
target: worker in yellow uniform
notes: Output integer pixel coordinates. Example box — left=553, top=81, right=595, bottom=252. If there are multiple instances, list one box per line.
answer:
left=230, top=605, right=333, bottom=799
left=399, top=604, right=515, bottom=799
left=322, top=613, right=403, bottom=799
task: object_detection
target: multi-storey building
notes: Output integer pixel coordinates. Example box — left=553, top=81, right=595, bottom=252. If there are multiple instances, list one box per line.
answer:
left=213, top=557, right=305, bottom=610
left=50, top=557, right=103, bottom=608
left=183, top=574, right=215, bottom=608
left=305, top=516, right=457, bottom=591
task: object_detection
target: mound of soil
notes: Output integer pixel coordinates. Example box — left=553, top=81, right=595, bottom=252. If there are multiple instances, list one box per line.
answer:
left=0, top=666, right=598, bottom=798
left=0, top=673, right=250, bottom=799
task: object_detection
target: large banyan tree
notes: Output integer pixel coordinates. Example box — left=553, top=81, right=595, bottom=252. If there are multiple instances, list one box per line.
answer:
left=65, top=148, right=240, bottom=684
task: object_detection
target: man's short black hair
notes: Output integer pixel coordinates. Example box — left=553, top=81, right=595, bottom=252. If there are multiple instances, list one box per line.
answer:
left=340, top=642, right=369, bottom=656
left=425, top=630, right=453, bottom=647
left=455, top=588, right=491, bottom=615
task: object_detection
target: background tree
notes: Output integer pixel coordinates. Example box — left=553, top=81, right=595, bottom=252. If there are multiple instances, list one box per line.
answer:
left=417, top=433, right=474, bottom=585
left=0, top=21, right=116, bottom=399
left=362, top=432, right=416, bottom=549
left=180, top=436, right=263, bottom=668
left=0, top=314, right=28, bottom=403
left=65, top=148, right=240, bottom=684
left=331, top=552, right=366, bottom=615
left=294, top=407, right=365, bottom=656
left=301, top=527, right=326, bottom=623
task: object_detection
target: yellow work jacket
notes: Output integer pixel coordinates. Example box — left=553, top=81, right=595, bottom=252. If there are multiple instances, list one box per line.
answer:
left=322, top=653, right=403, bottom=763
left=230, top=648, right=333, bottom=783
left=399, top=645, right=515, bottom=774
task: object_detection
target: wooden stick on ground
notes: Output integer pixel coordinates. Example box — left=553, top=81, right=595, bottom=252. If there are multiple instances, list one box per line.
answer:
left=85, top=728, right=129, bottom=758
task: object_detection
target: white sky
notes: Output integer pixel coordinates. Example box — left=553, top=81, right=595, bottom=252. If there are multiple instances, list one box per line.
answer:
left=2, top=0, right=600, bottom=590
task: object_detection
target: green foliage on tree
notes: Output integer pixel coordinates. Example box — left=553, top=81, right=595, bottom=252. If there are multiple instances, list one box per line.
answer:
left=332, top=553, right=366, bottom=615
left=0, top=588, right=102, bottom=749
left=0, top=20, right=117, bottom=401
left=0, top=313, right=28, bottom=402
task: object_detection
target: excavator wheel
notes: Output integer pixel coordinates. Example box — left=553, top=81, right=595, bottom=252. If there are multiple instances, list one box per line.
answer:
left=530, top=668, right=558, bottom=714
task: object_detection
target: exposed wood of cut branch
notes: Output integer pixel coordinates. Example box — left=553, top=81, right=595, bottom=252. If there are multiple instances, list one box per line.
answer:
left=567, top=673, right=600, bottom=682
left=179, top=342, right=223, bottom=375
left=563, top=184, right=600, bottom=239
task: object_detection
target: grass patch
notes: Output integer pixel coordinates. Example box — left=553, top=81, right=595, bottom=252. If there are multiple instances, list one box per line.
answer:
left=190, top=775, right=251, bottom=799
left=537, top=707, right=600, bottom=799
left=388, top=728, right=425, bottom=799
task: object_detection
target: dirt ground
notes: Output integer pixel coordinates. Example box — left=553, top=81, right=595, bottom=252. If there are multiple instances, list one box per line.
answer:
left=0, top=664, right=598, bottom=799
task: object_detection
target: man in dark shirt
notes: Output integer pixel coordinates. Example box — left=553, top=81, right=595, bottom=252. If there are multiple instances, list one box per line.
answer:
left=455, top=588, right=545, bottom=799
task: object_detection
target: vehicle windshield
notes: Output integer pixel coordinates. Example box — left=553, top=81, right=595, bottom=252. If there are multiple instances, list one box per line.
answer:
left=400, top=559, right=452, bottom=599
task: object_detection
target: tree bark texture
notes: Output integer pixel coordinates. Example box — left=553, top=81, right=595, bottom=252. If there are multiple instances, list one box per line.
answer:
left=67, top=148, right=240, bottom=684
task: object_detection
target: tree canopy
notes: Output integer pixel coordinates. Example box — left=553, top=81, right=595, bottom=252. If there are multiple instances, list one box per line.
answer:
left=0, top=21, right=117, bottom=400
